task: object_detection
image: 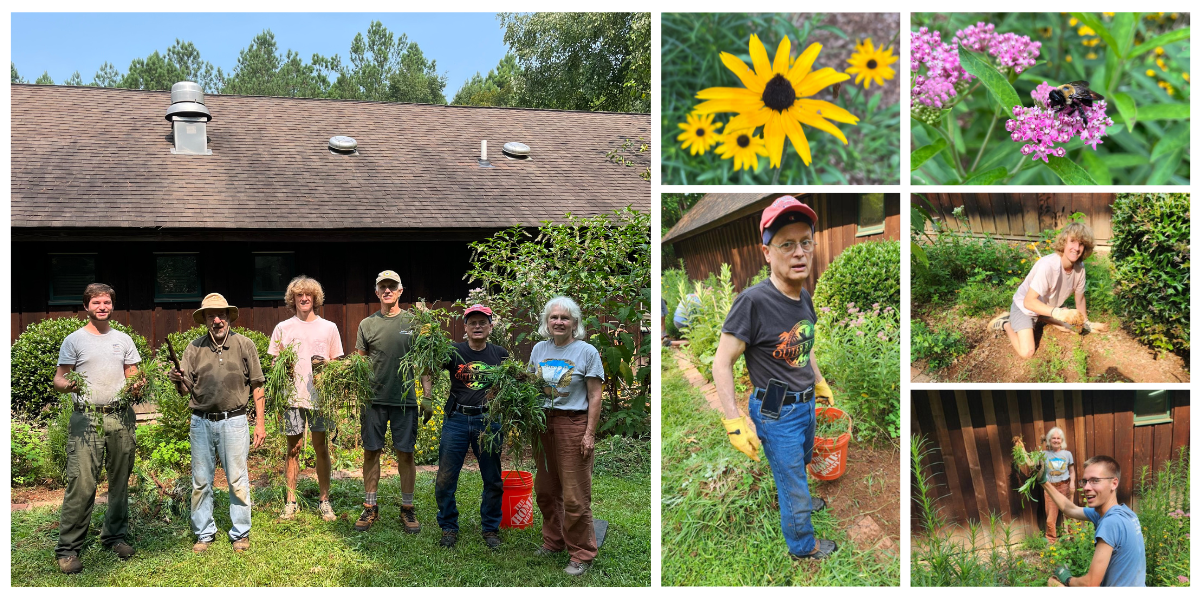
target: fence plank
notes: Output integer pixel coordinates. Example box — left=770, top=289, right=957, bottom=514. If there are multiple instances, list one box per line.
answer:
left=1007, top=391, right=1037, bottom=529
left=1072, top=391, right=1087, bottom=472
left=955, top=390, right=991, bottom=521
left=928, top=390, right=971, bottom=523
left=981, top=391, right=1013, bottom=518
left=1113, top=398, right=1136, bottom=503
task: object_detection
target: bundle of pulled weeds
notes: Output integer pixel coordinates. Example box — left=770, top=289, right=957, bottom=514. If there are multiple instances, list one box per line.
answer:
left=397, top=302, right=456, bottom=399
left=1011, top=435, right=1046, bottom=506
left=263, top=341, right=299, bottom=428
left=477, top=359, right=549, bottom=456
left=313, top=353, right=373, bottom=447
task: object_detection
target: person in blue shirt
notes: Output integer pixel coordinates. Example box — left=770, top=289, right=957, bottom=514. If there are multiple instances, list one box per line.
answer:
left=1041, top=455, right=1146, bottom=587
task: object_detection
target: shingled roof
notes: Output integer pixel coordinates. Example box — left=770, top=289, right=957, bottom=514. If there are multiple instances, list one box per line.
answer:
left=662, top=192, right=808, bottom=245
left=11, top=85, right=650, bottom=230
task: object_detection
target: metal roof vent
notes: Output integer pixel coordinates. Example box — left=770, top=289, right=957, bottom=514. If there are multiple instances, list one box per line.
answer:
left=329, top=136, right=359, bottom=155
left=166, top=81, right=212, bottom=155
left=502, top=141, right=531, bottom=160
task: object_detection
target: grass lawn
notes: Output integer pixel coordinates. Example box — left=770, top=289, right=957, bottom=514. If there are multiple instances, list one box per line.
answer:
left=11, top=467, right=650, bottom=586
left=660, top=354, right=899, bottom=586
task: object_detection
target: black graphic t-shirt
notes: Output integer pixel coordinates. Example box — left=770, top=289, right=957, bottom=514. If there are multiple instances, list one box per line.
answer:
left=721, top=279, right=817, bottom=392
left=441, top=341, right=509, bottom=411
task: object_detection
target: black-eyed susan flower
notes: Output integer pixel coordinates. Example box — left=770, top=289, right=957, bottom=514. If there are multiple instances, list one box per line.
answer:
left=714, top=117, right=768, bottom=172
left=693, top=34, right=858, bottom=167
left=845, top=38, right=897, bottom=89
left=677, top=113, right=723, bottom=155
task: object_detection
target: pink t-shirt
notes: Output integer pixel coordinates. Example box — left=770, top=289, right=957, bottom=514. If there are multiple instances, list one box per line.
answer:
left=268, top=316, right=344, bottom=409
left=1013, top=253, right=1086, bottom=317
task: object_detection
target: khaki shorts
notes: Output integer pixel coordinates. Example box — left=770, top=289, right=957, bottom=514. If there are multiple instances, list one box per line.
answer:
left=282, top=407, right=329, bottom=436
left=1009, top=302, right=1036, bottom=333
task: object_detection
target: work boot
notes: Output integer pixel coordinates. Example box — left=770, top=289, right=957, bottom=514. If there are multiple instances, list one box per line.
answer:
left=57, top=554, right=83, bottom=574
left=318, top=500, right=337, bottom=522
left=354, top=504, right=379, bottom=532
left=534, top=545, right=564, bottom=557
left=564, top=561, right=591, bottom=576
left=108, top=541, right=136, bottom=560
left=790, top=539, right=838, bottom=560
left=232, top=535, right=251, bottom=553
left=400, top=505, right=421, bottom=534
left=439, top=530, right=458, bottom=548
left=482, top=531, right=502, bottom=549
left=279, top=502, right=299, bottom=520
left=193, top=539, right=213, bottom=554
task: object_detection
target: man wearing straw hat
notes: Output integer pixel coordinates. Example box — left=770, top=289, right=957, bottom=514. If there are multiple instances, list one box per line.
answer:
left=711, top=196, right=838, bottom=561
left=168, top=293, right=266, bottom=554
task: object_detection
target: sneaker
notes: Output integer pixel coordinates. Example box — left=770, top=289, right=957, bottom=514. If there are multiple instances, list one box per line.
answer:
left=534, top=545, right=564, bottom=557
left=988, top=313, right=1010, bottom=334
left=439, top=530, right=458, bottom=548
left=790, top=539, right=838, bottom=560
left=57, top=554, right=83, bottom=575
left=400, top=505, right=421, bottom=534
left=279, top=502, right=299, bottom=520
left=318, top=500, right=337, bottom=522
left=231, top=535, right=250, bottom=553
left=193, top=539, right=213, bottom=554
left=482, top=531, right=501, bottom=549
left=108, top=541, right=136, bottom=560
left=564, top=560, right=591, bottom=576
left=354, top=504, right=379, bottom=532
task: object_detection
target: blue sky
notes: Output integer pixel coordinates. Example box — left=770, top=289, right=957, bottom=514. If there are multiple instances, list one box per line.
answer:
left=10, top=13, right=511, bottom=98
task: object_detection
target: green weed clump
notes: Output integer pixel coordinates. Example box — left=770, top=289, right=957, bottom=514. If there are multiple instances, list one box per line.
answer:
left=313, top=353, right=374, bottom=449
left=1011, top=436, right=1046, bottom=506
left=264, top=340, right=299, bottom=428
left=678, top=263, right=744, bottom=385
left=476, top=359, right=548, bottom=458
left=397, top=304, right=457, bottom=399
left=661, top=266, right=690, bottom=338
left=910, top=319, right=968, bottom=369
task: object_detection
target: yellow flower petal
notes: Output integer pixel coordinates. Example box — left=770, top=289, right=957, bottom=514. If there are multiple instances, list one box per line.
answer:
left=720, top=52, right=765, bottom=93
left=772, top=35, right=791, bottom=76
left=764, top=112, right=787, bottom=168
left=788, top=43, right=823, bottom=87
left=793, top=106, right=849, bottom=145
left=797, top=99, right=860, bottom=125
left=795, top=67, right=850, bottom=97
left=748, top=34, right=772, bottom=79
left=781, top=109, right=813, bottom=166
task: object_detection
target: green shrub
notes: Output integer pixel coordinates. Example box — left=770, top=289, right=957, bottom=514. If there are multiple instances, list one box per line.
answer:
left=1077, top=252, right=1119, bottom=319
left=1137, top=447, right=1190, bottom=587
left=812, top=240, right=900, bottom=320
left=1110, top=193, right=1190, bottom=356
left=814, top=305, right=900, bottom=440
left=955, top=269, right=1015, bottom=317
left=913, top=232, right=1032, bottom=305
left=11, top=419, right=57, bottom=486
left=680, top=264, right=744, bottom=385
left=662, top=266, right=689, bottom=338
left=911, top=319, right=969, bottom=370
left=748, top=263, right=770, bottom=287
left=10, top=317, right=152, bottom=422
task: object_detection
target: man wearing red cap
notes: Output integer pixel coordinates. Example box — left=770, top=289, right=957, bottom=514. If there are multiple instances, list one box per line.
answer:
left=712, top=195, right=839, bottom=560
left=432, top=304, right=510, bottom=549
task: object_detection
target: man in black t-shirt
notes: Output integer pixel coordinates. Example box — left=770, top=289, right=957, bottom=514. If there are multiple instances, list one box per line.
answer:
left=434, top=304, right=510, bottom=549
left=713, top=196, right=839, bottom=561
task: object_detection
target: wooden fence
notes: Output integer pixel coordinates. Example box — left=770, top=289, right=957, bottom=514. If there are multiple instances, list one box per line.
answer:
left=922, top=193, right=1114, bottom=247
left=912, top=389, right=1189, bottom=533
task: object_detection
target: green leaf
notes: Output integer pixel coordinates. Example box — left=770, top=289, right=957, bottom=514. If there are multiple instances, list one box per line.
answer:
left=1070, top=13, right=1120, bottom=58
left=1109, top=93, right=1138, bottom=130
left=1045, top=155, right=1099, bottom=185
left=1138, top=103, right=1190, bottom=122
left=958, top=48, right=1023, bottom=118
left=1150, top=127, right=1190, bottom=163
left=1147, top=148, right=1183, bottom=184
left=959, top=167, right=1009, bottom=185
left=911, top=241, right=929, bottom=270
left=1127, top=27, right=1190, bottom=58
left=1109, top=12, right=1137, bottom=57
left=1080, top=152, right=1113, bottom=185
left=911, top=139, right=948, bottom=172
left=1101, top=153, right=1149, bottom=169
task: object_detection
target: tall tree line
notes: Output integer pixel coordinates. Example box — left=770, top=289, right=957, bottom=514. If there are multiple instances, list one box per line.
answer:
left=13, top=13, right=650, bottom=113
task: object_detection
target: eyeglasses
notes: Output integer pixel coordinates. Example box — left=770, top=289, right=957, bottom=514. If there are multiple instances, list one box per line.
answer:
left=377, top=283, right=400, bottom=292
left=1081, top=477, right=1116, bottom=487
left=770, top=239, right=818, bottom=254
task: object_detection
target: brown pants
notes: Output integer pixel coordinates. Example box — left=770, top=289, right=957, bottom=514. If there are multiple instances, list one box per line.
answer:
left=535, top=412, right=598, bottom=563
left=1045, top=480, right=1072, bottom=543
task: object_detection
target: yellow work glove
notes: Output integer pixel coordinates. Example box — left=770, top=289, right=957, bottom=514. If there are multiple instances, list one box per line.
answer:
left=814, top=378, right=834, bottom=404
left=722, top=417, right=761, bottom=461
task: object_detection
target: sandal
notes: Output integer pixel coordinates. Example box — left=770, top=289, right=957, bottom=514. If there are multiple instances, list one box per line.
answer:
left=791, top=539, right=838, bottom=560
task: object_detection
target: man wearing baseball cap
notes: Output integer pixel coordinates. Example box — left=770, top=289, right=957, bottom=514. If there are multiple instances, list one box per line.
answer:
left=712, top=195, right=839, bottom=560
left=432, top=304, right=511, bottom=549
left=353, top=271, right=432, bottom=533
left=168, top=293, right=266, bottom=554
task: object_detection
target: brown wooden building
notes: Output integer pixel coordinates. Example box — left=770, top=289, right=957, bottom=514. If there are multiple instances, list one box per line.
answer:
left=661, top=193, right=900, bottom=293
left=921, top=193, right=1115, bottom=249
left=10, top=84, right=650, bottom=350
left=913, top=389, right=1190, bottom=535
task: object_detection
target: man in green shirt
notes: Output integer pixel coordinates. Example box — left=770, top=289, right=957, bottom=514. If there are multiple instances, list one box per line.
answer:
left=353, top=271, right=432, bottom=533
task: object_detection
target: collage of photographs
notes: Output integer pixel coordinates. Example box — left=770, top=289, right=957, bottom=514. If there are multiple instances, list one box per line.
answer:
left=3, top=7, right=1193, bottom=591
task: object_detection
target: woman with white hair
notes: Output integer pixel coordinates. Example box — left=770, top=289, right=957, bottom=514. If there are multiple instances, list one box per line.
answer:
left=527, top=296, right=605, bottom=576
left=1042, top=426, right=1075, bottom=544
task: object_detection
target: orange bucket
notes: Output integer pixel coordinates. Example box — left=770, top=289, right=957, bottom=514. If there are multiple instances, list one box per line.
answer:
left=500, top=470, right=535, bottom=529
left=808, top=407, right=852, bottom=481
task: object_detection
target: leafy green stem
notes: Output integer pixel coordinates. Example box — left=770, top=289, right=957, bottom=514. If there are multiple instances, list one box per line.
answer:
left=971, top=103, right=1002, bottom=174
left=936, top=122, right=966, bottom=180
left=1005, top=154, right=1029, bottom=183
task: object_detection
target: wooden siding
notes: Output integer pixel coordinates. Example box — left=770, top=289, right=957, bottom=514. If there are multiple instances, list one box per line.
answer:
left=673, top=194, right=901, bottom=292
left=922, top=193, right=1114, bottom=246
left=913, top=390, right=1190, bottom=534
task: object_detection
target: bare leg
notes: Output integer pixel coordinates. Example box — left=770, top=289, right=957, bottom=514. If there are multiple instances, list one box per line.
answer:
left=311, top=431, right=331, bottom=502
left=284, top=433, right=305, bottom=503
left=397, top=451, right=416, bottom=498
left=1003, top=322, right=1037, bottom=359
left=363, top=449, right=381, bottom=496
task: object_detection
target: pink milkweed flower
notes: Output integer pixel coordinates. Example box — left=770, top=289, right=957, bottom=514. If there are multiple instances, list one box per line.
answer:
left=911, top=27, right=974, bottom=109
left=1178, top=575, right=1189, bottom=584
left=1005, top=83, right=1113, bottom=163
left=955, top=22, right=1041, bottom=74
left=856, top=330, right=865, bottom=336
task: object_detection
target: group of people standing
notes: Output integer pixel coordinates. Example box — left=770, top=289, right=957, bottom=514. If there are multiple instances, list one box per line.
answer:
left=52, top=271, right=606, bottom=577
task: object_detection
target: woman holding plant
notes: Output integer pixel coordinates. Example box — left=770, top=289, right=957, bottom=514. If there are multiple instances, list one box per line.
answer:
left=1042, top=427, right=1076, bottom=544
left=527, top=296, right=605, bottom=576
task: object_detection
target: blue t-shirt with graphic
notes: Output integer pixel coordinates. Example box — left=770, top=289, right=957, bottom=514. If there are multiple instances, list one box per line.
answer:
left=1084, top=504, right=1146, bottom=586
left=1044, top=449, right=1073, bottom=483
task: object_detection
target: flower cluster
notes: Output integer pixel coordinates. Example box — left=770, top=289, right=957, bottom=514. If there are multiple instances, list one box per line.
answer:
left=955, top=22, right=1041, bottom=74
left=1004, top=82, right=1114, bottom=163
left=911, top=27, right=973, bottom=109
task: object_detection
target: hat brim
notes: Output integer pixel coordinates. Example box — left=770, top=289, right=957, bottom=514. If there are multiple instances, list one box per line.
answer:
left=193, top=306, right=239, bottom=325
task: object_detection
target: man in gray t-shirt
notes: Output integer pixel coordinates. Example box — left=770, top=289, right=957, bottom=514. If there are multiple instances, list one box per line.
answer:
left=51, top=283, right=141, bottom=574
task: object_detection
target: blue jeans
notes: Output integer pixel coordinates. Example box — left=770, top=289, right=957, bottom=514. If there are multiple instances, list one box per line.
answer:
left=190, top=414, right=252, bottom=542
left=435, top=411, right=504, bottom=532
left=749, top=396, right=816, bottom=555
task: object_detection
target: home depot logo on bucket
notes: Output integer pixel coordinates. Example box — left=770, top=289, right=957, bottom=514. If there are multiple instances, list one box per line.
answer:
left=810, top=450, right=842, bottom=477
left=512, top=497, right=534, bottom=527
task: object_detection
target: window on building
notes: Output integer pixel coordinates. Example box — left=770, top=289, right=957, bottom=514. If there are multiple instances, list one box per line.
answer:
left=856, top=193, right=886, bottom=237
left=1133, top=390, right=1172, bottom=426
left=253, top=252, right=296, bottom=300
left=48, top=254, right=97, bottom=305
left=155, top=253, right=203, bottom=302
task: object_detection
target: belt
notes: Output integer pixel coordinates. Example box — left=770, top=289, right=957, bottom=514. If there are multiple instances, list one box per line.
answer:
left=458, top=405, right=488, bottom=416
left=750, top=385, right=815, bottom=406
left=75, top=403, right=123, bottom=415
left=546, top=409, right=588, bottom=416
left=192, top=406, right=247, bottom=422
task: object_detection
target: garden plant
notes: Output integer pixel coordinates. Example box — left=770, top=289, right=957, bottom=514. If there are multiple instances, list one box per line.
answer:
left=911, top=12, right=1190, bottom=185
left=663, top=13, right=900, bottom=184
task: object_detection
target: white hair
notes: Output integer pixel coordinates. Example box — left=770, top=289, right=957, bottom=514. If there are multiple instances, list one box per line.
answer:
left=1045, top=427, right=1067, bottom=450
left=538, top=296, right=586, bottom=340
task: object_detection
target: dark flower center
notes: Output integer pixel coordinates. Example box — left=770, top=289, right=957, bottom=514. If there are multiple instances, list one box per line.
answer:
left=696, top=128, right=706, bottom=137
left=737, top=134, right=750, bottom=148
left=761, top=73, right=796, bottom=112
left=867, top=59, right=878, bottom=69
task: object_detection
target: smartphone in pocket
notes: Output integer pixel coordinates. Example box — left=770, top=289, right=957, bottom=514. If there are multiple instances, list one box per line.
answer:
left=759, top=378, right=788, bottom=420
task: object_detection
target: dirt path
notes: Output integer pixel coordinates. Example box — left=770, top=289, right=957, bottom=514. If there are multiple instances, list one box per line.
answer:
left=914, top=313, right=1190, bottom=383
left=671, top=349, right=899, bottom=552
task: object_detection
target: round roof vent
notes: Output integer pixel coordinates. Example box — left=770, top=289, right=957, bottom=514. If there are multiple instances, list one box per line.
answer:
left=329, top=136, right=358, bottom=155
left=502, top=141, right=530, bottom=159
left=171, top=81, right=205, bottom=104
